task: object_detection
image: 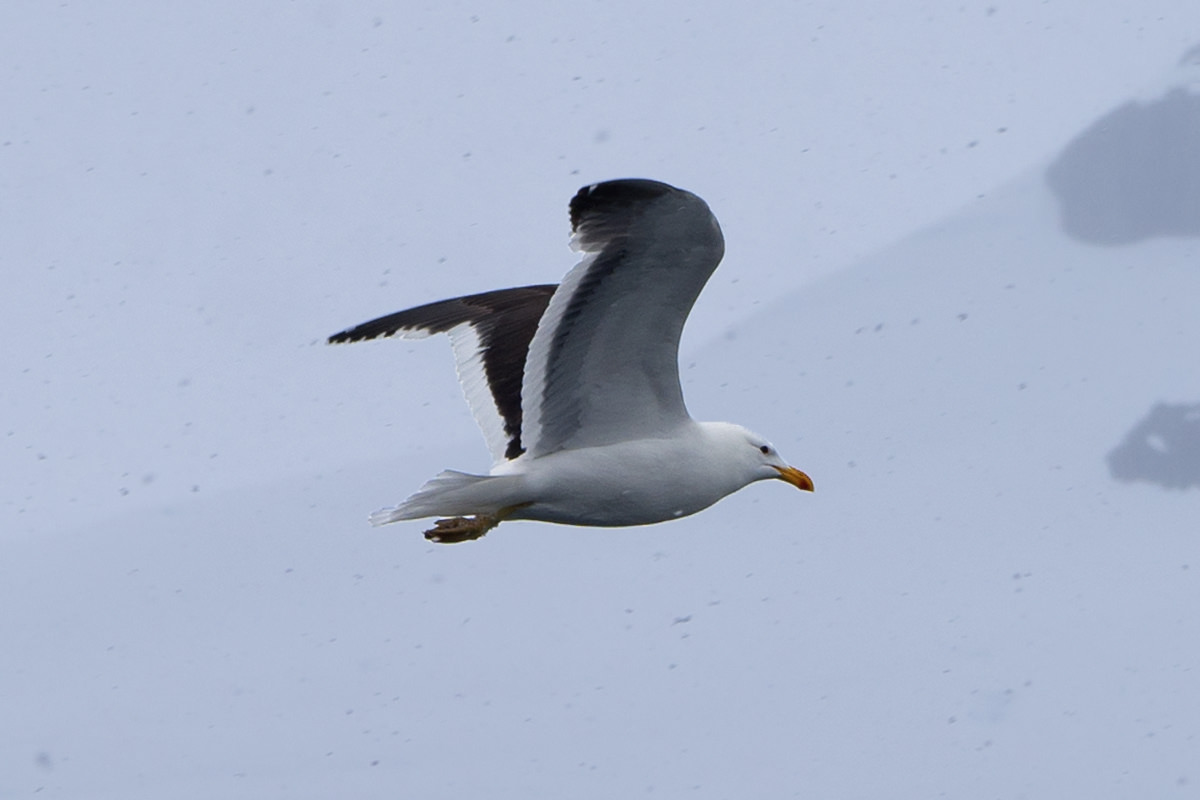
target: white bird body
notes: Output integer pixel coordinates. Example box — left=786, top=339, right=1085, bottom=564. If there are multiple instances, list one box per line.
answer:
left=372, top=421, right=802, bottom=529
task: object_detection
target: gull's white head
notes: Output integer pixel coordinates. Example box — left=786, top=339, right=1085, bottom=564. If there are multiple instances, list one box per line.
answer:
left=702, top=421, right=814, bottom=493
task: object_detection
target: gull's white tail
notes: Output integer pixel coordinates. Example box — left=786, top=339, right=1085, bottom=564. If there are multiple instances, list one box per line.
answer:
left=369, top=470, right=527, bottom=526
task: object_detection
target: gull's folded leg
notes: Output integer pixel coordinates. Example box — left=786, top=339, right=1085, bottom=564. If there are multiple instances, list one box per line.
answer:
left=424, top=514, right=500, bottom=543
left=423, top=503, right=531, bottom=544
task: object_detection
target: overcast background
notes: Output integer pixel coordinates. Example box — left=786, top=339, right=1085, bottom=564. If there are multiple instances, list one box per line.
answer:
left=4, top=2, right=1199, bottom=798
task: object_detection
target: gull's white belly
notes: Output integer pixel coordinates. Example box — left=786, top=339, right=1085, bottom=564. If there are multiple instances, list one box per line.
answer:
left=503, top=437, right=743, bottom=527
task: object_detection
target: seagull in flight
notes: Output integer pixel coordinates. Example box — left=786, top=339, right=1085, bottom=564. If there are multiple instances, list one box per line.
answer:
left=329, top=178, right=813, bottom=543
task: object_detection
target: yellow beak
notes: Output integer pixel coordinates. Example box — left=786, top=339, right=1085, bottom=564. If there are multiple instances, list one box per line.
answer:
left=773, top=465, right=814, bottom=492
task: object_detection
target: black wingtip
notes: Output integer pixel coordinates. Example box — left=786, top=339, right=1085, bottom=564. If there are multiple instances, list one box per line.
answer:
left=327, top=285, right=558, bottom=347
left=327, top=326, right=382, bottom=345
left=569, top=178, right=682, bottom=232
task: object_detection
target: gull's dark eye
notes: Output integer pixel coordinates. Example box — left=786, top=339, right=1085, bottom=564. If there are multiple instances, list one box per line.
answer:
left=759, top=445, right=771, bottom=455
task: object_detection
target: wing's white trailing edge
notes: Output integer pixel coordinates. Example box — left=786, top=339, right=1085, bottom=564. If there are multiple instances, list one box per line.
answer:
left=447, top=323, right=509, bottom=464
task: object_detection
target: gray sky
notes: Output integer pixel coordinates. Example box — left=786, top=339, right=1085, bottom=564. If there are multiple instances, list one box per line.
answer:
left=3, top=3, right=1199, bottom=796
